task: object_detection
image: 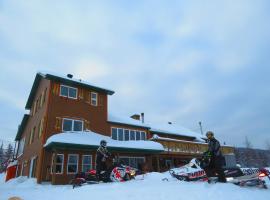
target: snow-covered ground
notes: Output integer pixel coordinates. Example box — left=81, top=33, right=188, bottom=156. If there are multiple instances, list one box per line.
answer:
left=1, top=172, right=270, bottom=200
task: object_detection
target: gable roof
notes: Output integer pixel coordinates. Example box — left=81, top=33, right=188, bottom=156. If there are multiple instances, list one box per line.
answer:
left=25, top=72, right=115, bottom=109
left=15, top=114, right=30, bottom=141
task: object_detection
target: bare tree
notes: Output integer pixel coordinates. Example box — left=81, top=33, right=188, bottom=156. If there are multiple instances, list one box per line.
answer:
left=244, top=136, right=253, bottom=149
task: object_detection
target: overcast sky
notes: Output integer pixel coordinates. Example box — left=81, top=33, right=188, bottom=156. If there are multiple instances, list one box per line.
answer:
left=0, top=0, right=270, bottom=149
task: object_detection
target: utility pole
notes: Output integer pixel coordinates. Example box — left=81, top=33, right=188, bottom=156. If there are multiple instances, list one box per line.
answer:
left=199, top=121, right=203, bottom=136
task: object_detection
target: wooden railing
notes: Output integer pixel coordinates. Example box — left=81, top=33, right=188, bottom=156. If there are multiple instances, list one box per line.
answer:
left=154, top=139, right=234, bottom=155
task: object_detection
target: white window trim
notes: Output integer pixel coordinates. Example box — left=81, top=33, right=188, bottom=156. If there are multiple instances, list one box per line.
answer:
left=140, top=131, right=146, bottom=140
left=67, top=154, right=79, bottom=174
left=82, top=155, right=92, bottom=172
left=51, top=154, right=64, bottom=174
left=111, top=127, right=147, bottom=141
left=90, top=92, right=98, bottom=106
left=124, top=129, right=130, bottom=141
left=111, top=127, right=118, bottom=140
left=62, top=118, right=84, bottom=132
left=60, top=85, right=78, bottom=99
left=17, top=138, right=25, bottom=158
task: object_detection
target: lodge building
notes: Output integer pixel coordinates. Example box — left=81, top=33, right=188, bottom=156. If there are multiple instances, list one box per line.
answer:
left=14, top=72, right=235, bottom=184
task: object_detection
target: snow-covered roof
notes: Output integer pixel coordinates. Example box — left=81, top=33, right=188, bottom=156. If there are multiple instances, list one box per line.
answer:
left=108, top=114, right=151, bottom=129
left=25, top=71, right=114, bottom=109
left=38, top=71, right=114, bottom=95
left=44, top=131, right=164, bottom=152
left=108, top=114, right=203, bottom=141
left=149, top=122, right=204, bottom=141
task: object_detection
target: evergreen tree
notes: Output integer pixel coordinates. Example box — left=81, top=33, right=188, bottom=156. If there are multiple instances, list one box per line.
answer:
left=0, top=143, right=4, bottom=172
left=5, top=143, right=14, bottom=161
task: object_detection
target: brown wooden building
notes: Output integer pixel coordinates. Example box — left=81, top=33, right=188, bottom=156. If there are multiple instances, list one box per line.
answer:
left=14, top=72, right=234, bottom=184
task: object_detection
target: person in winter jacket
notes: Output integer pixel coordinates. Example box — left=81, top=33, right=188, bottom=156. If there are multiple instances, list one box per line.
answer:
left=204, top=131, right=226, bottom=183
left=96, top=140, right=111, bottom=181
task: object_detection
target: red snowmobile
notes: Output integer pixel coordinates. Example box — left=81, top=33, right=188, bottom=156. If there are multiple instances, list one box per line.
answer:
left=70, top=161, right=137, bottom=188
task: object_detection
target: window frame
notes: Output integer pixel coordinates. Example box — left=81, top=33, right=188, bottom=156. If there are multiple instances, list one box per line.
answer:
left=17, top=138, right=25, bottom=158
left=62, top=118, right=84, bottom=132
left=82, top=155, right=92, bottom=172
left=90, top=92, right=98, bottom=106
left=51, top=154, right=64, bottom=174
left=67, top=154, right=79, bottom=174
left=111, top=127, right=147, bottom=141
left=60, top=85, right=78, bottom=99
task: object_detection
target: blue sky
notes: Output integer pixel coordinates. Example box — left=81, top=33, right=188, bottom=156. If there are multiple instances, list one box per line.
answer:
left=0, top=0, right=270, bottom=148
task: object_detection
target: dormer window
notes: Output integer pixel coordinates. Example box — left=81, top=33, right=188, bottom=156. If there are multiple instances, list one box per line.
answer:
left=60, top=85, right=77, bottom=99
left=62, top=118, right=83, bottom=132
left=91, top=92, right=98, bottom=106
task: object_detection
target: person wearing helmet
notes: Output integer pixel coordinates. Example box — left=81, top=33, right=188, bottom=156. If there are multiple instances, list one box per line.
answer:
left=96, top=140, right=111, bottom=181
left=205, top=131, right=226, bottom=183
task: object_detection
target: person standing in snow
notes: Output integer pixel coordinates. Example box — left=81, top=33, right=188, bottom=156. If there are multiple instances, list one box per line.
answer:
left=96, top=140, right=111, bottom=181
left=204, top=131, right=226, bottom=183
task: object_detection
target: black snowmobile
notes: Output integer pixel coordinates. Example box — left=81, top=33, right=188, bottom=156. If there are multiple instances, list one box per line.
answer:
left=169, top=157, right=270, bottom=189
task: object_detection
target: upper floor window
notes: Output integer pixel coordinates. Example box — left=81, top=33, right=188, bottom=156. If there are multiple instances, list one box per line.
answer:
left=29, top=127, right=36, bottom=145
left=17, top=138, right=25, bottom=157
left=91, top=92, right=98, bottom=106
left=62, top=118, right=83, bottom=132
left=60, top=85, right=77, bottom=99
left=111, top=127, right=146, bottom=141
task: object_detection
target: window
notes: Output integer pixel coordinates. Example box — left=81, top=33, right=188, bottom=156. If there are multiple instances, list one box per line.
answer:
left=51, top=154, right=64, bottom=174
left=119, top=157, right=145, bottom=169
left=67, top=154, right=78, bottom=174
left=130, top=131, right=135, bottom=140
left=29, top=127, right=35, bottom=145
left=17, top=138, right=25, bottom=157
left=118, top=128, right=124, bottom=141
left=82, top=155, right=92, bottom=172
left=141, top=131, right=146, bottom=140
left=111, top=128, right=147, bottom=141
left=62, top=118, right=83, bottom=132
left=135, top=131, right=140, bottom=140
left=112, top=128, right=117, bottom=140
left=38, top=118, right=44, bottom=138
left=60, top=85, right=77, bottom=99
left=124, top=129, right=129, bottom=141
left=91, top=92, right=98, bottom=106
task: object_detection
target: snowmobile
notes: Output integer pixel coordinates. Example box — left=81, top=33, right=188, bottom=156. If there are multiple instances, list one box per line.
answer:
left=70, top=162, right=137, bottom=188
left=169, top=158, right=270, bottom=189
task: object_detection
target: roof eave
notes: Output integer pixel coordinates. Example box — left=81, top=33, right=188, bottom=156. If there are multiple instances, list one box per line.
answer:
left=150, top=130, right=196, bottom=140
left=45, top=74, right=115, bottom=95
left=15, top=114, right=30, bottom=141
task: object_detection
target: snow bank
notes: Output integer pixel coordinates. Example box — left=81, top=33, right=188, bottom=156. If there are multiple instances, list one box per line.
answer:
left=1, top=172, right=270, bottom=200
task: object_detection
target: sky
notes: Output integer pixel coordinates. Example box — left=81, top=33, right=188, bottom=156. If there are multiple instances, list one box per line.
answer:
left=0, top=0, right=270, bottom=149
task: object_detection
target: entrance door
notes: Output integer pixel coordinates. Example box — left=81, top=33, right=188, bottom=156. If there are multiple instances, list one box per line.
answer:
left=29, top=157, right=37, bottom=178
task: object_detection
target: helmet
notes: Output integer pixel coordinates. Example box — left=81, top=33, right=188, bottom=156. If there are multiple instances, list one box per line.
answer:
left=206, top=131, right=214, bottom=137
left=100, top=140, right=107, bottom=147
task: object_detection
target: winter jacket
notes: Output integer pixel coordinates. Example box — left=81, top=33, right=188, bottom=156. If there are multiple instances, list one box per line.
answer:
left=96, top=146, right=110, bottom=164
left=207, top=138, right=222, bottom=157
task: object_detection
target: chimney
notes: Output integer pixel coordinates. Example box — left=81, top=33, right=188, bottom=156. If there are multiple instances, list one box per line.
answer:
left=141, top=113, right=144, bottom=123
left=67, top=74, right=73, bottom=79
